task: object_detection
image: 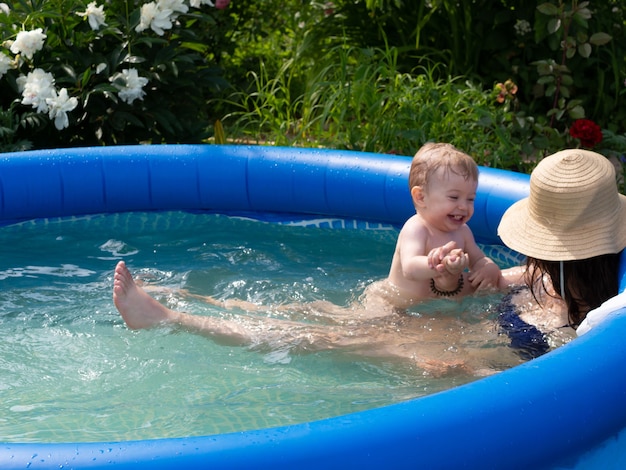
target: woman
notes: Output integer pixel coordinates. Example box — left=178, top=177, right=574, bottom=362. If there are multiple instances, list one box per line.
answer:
left=497, top=148, right=626, bottom=334
left=112, top=149, right=626, bottom=372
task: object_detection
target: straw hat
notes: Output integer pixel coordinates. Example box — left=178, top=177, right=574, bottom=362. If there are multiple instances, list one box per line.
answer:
left=497, top=149, right=626, bottom=261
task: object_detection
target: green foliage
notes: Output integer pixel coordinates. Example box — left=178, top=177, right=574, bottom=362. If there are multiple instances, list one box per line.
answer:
left=597, top=129, right=626, bottom=194
left=0, top=107, right=32, bottom=153
left=0, top=0, right=232, bottom=148
left=221, top=45, right=536, bottom=171
left=531, top=1, right=613, bottom=127
left=214, top=0, right=624, bottom=176
left=281, top=0, right=625, bottom=133
left=2, top=0, right=625, bottom=190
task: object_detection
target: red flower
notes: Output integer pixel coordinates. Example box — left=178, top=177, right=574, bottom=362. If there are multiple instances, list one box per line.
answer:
left=569, top=119, right=603, bottom=148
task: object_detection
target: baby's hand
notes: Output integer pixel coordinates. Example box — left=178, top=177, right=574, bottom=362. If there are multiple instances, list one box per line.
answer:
left=443, top=249, right=469, bottom=275
left=428, top=241, right=459, bottom=272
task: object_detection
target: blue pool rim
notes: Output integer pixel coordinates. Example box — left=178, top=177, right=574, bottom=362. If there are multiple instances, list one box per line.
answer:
left=0, top=144, right=625, bottom=469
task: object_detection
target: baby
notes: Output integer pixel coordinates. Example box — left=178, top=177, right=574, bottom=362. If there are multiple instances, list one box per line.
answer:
left=367, top=142, right=503, bottom=308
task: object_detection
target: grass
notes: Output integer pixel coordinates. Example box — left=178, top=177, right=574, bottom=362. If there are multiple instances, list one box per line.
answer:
left=217, top=45, right=538, bottom=172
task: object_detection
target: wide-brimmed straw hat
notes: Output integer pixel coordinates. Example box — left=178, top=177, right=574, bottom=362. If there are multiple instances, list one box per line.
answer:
left=498, top=149, right=626, bottom=261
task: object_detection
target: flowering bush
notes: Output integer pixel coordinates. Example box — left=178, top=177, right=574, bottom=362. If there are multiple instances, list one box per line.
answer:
left=0, top=0, right=232, bottom=149
left=569, top=119, right=603, bottom=149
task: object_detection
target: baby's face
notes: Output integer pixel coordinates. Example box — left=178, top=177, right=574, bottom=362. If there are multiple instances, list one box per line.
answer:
left=420, top=168, right=477, bottom=232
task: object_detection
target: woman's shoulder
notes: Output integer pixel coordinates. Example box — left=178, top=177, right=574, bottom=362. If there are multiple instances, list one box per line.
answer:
left=500, top=265, right=526, bottom=286
left=502, top=286, right=575, bottom=349
left=512, top=287, right=572, bottom=332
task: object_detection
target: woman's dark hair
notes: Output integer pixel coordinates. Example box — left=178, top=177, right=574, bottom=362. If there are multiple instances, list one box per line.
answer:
left=525, top=253, right=621, bottom=327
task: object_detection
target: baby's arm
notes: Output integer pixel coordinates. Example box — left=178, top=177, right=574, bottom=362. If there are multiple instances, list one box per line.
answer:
left=397, top=219, right=446, bottom=281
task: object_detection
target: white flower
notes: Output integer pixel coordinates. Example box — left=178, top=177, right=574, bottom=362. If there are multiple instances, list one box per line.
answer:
left=135, top=2, right=174, bottom=36
left=0, top=53, right=12, bottom=79
left=0, top=3, right=10, bottom=15
left=189, top=0, right=213, bottom=8
left=77, top=2, right=107, bottom=31
left=16, top=68, right=56, bottom=113
left=514, top=19, right=531, bottom=37
left=10, top=28, right=47, bottom=60
left=110, top=68, right=149, bottom=104
left=157, top=0, right=188, bottom=15
left=46, top=88, right=78, bottom=130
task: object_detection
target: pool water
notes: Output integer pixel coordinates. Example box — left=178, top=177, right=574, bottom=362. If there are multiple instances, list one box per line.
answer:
left=0, top=212, right=523, bottom=443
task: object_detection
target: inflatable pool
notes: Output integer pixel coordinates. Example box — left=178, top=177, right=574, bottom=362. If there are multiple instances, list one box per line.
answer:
left=0, top=144, right=625, bottom=469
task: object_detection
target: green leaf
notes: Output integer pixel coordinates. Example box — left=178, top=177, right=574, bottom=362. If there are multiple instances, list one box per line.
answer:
left=568, top=105, right=585, bottom=120
left=578, top=43, right=592, bottom=58
left=133, top=37, right=168, bottom=48
left=214, top=119, right=226, bottom=144
left=180, top=41, right=209, bottom=54
left=590, top=32, right=612, bottom=46
left=535, top=62, right=554, bottom=75
left=112, top=111, right=145, bottom=130
left=571, top=13, right=588, bottom=29
left=576, top=7, right=592, bottom=21
left=537, top=3, right=560, bottom=16
left=124, top=55, right=146, bottom=64
left=56, top=64, right=76, bottom=81
left=547, top=18, right=561, bottom=34
left=153, top=108, right=181, bottom=135
left=170, top=61, right=179, bottom=78
left=81, top=68, right=92, bottom=88
left=567, top=99, right=584, bottom=108
left=92, top=83, right=120, bottom=93
left=537, top=75, right=555, bottom=85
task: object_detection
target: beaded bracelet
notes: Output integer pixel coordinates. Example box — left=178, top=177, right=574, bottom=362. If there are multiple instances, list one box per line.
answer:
left=430, top=274, right=464, bottom=297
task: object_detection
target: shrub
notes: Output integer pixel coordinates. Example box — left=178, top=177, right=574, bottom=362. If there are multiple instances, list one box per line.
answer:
left=221, top=45, right=536, bottom=170
left=0, top=0, right=232, bottom=148
left=299, top=1, right=624, bottom=133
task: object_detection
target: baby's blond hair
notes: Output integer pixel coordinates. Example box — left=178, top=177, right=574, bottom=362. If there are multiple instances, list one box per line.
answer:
left=408, top=143, right=478, bottom=191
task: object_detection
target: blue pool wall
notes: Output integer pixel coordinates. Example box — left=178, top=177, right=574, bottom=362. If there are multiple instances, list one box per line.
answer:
left=0, top=144, right=528, bottom=244
left=0, top=144, right=624, bottom=470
